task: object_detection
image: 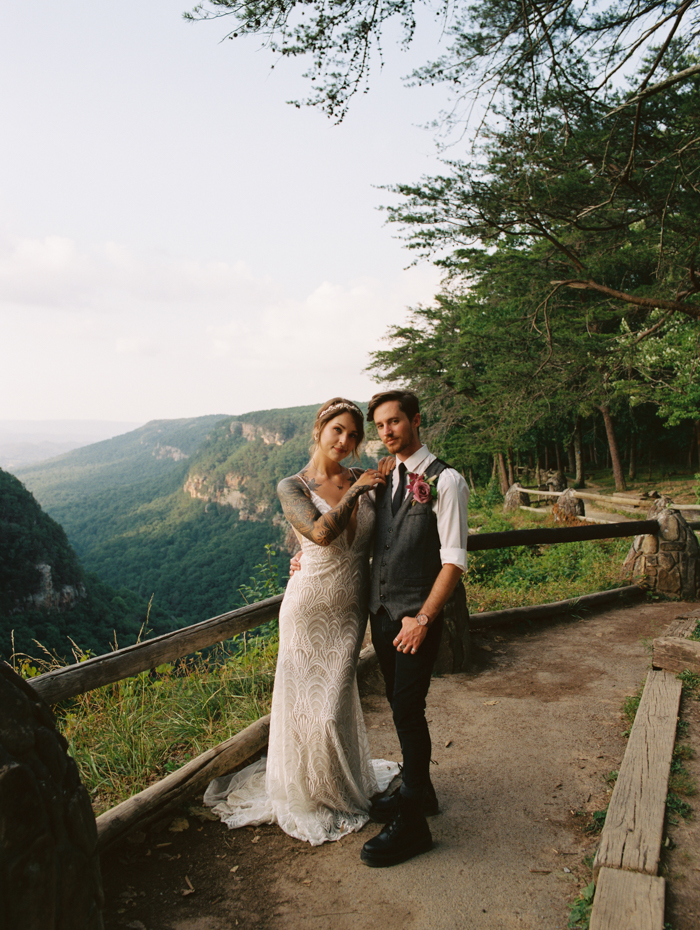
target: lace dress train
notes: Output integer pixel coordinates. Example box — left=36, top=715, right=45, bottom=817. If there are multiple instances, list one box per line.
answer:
left=204, top=490, right=398, bottom=845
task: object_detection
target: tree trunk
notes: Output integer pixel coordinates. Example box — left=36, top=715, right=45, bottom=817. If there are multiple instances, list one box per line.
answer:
left=648, top=447, right=653, bottom=481
left=696, top=421, right=700, bottom=472
left=599, top=405, right=626, bottom=491
left=468, top=467, right=476, bottom=492
left=567, top=441, right=575, bottom=476
left=629, top=432, right=637, bottom=480
left=592, top=417, right=599, bottom=465
left=491, top=453, right=498, bottom=482
left=555, top=443, right=562, bottom=473
left=534, top=449, right=541, bottom=488
left=688, top=422, right=697, bottom=470
left=574, top=417, right=585, bottom=488
left=507, top=448, right=515, bottom=486
left=544, top=445, right=549, bottom=471
left=497, top=452, right=509, bottom=495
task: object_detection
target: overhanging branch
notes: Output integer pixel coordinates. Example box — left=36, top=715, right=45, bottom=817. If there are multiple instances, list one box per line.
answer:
left=550, top=279, right=700, bottom=319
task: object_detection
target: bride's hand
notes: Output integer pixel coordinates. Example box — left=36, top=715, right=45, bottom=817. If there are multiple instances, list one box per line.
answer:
left=376, top=456, right=396, bottom=477
left=352, top=468, right=386, bottom=493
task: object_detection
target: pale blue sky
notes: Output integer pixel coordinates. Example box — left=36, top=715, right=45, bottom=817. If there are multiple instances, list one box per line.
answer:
left=0, top=1, right=453, bottom=421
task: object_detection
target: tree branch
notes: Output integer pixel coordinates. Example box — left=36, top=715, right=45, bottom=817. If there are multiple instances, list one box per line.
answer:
left=549, top=279, right=700, bottom=319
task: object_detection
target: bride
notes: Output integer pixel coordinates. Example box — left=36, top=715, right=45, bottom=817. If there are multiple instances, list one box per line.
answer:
left=204, top=398, right=398, bottom=845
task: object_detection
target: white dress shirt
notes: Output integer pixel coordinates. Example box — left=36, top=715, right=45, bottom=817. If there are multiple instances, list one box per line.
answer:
left=391, top=445, right=470, bottom=572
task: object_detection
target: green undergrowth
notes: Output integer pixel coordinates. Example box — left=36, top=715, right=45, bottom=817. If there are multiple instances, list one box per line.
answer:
left=466, top=506, right=630, bottom=614
left=568, top=880, right=595, bottom=929
left=18, top=635, right=279, bottom=815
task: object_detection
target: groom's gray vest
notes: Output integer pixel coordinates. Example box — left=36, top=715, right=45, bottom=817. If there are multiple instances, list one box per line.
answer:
left=369, top=457, right=451, bottom=622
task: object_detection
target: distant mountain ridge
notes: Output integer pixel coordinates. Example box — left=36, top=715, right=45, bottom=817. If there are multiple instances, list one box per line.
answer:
left=0, top=419, right=145, bottom=468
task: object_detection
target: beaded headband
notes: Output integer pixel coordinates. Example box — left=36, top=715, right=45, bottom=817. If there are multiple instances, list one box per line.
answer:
left=319, top=401, right=362, bottom=419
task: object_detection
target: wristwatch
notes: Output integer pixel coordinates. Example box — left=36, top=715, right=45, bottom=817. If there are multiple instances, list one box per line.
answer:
left=416, top=613, right=431, bottom=627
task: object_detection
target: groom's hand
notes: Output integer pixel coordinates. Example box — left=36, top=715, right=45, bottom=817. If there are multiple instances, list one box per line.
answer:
left=393, top=616, right=428, bottom=655
left=289, top=551, right=302, bottom=575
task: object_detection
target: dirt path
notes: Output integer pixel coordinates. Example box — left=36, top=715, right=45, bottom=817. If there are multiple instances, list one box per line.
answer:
left=101, top=600, right=700, bottom=930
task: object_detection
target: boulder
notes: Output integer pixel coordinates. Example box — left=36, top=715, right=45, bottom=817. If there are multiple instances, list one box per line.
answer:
left=553, top=488, right=585, bottom=522
left=503, top=482, right=532, bottom=513
left=622, top=497, right=700, bottom=600
left=0, top=665, right=104, bottom=930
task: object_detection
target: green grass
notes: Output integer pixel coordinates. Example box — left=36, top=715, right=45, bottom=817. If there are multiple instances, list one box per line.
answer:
left=17, top=634, right=278, bottom=815
left=568, top=880, right=595, bottom=929
left=465, top=506, right=631, bottom=615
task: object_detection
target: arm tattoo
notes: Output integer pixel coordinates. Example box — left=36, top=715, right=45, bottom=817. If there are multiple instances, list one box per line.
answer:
left=278, top=476, right=366, bottom=547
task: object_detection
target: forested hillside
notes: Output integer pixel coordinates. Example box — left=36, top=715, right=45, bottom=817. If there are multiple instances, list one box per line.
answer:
left=14, top=406, right=376, bottom=632
left=0, top=468, right=169, bottom=661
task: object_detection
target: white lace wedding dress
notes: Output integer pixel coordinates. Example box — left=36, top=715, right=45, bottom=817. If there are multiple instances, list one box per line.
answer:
left=204, top=487, right=398, bottom=845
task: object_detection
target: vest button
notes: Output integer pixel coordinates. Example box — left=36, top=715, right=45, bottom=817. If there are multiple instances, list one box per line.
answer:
left=385, top=544, right=390, bottom=549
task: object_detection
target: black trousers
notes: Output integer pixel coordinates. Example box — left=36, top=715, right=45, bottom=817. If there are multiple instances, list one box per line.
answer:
left=370, top=607, right=443, bottom=800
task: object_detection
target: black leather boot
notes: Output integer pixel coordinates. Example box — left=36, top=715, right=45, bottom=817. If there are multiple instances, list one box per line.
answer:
left=369, top=781, right=439, bottom=823
left=361, top=794, right=433, bottom=867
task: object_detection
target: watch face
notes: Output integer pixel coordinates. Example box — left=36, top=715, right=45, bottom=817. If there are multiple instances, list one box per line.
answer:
left=417, top=614, right=429, bottom=626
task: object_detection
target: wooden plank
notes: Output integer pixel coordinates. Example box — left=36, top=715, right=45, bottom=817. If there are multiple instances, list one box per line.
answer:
left=474, top=583, right=644, bottom=625
left=652, top=637, right=700, bottom=674
left=29, top=594, right=284, bottom=704
left=469, top=585, right=646, bottom=628
left=593, top=670, right=682, bottom=878
left=663, top=616, right=699, bottom=638
left=467, top=521, right=657, bottom=552
left=574, top=491, right=646, bottom=509
left=590, top=868, right=665, bottom=930
left=96, top=714, right=271, bottom=852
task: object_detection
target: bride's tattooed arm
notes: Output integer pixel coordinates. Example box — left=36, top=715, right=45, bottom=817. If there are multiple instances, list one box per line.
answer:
left=277, top=472, right=381, bottom=547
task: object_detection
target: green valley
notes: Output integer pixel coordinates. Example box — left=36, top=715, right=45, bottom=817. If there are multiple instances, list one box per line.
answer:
left=10, top=405, right=376, bottom=655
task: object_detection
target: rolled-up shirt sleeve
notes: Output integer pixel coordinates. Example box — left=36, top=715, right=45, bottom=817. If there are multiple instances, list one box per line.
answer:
left=435, top=467, right=470, bottom=572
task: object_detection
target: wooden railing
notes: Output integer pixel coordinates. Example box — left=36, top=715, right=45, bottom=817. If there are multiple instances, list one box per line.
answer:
left=23, top=515, right=675, bottom=852
left=29, top=519, right=660, bottom=706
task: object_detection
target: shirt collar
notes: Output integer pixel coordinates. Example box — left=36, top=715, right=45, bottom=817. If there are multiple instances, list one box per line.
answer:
left=401, top=444, right=432, bottom=475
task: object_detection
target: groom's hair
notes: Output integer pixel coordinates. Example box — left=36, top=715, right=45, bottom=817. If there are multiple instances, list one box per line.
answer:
left=366, top=390, right=420, bottom=423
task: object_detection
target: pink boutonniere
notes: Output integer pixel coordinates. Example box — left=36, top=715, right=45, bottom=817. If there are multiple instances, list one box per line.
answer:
left=407, top=472, right=438, bottom=505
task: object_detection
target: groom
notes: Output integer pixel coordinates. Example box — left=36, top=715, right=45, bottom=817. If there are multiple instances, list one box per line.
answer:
left=360, top=390, right=469, bottom=868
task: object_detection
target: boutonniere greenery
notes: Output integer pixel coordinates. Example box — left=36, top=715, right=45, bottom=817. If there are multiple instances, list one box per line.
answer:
left=407, top=472, right=438, bottom=505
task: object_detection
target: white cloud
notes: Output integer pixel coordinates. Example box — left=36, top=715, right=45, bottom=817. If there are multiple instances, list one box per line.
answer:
left=0, top=235, right=441, bottom=420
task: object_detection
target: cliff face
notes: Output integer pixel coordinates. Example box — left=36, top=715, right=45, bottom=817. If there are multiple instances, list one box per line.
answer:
left=184, top=465, right=282, bottom=523
left=181, top=411, right=315, bottom=522
left=181, top=406, right=378, bottom=523
left=230, top=421, right=286, bottom=446
left=0, top=468, right=87, bottom=616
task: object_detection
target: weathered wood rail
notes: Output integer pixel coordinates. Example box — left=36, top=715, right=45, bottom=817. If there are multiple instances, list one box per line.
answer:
left=526, top=486, right=700, bottom=514
left=22, top=515, right=677, bottom=854
left=589, top=610, right=700, bottom=930
left=29, top=520, right=659, bottom=705
left=29, top=595, right=284, bottom=705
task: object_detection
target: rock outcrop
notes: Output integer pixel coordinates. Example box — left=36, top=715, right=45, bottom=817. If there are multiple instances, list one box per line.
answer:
left=552, top=488, right=585, bottom=521
left=0, top=664, right=104, bottom=930
left=26, top=563, right=86, bottom=611
left=503, top=483, right=531, bottom=512
left=622, top=497, right=700, bottom=599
